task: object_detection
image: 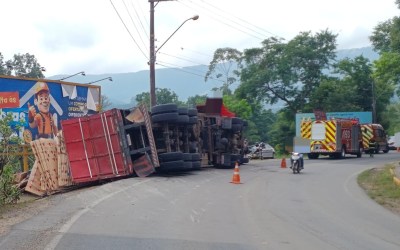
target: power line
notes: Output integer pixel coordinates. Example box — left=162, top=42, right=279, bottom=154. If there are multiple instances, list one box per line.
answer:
left=158, top=51, right=209, bottom=67
left=128, top=0, right=149, bottom=39
left=177, top=0, right=265, bottom=40
left=121, top=0, right=148, bottom=53
left=199, top=0, right=280, bottom=38
left=157, top=60, right=224, bottom=83
left=110, top=0, right=149, bottom=60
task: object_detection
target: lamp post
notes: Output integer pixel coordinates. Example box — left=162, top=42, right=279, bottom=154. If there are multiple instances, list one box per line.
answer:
left=149, top=4, right=199, bottom=107
left=88, top=77, right=113, bottom=85
left=58, top=71, right=85, bottom=81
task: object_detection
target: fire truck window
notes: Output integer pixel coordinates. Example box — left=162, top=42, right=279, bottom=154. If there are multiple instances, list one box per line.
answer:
left=311, top=123, right=326, bottom=140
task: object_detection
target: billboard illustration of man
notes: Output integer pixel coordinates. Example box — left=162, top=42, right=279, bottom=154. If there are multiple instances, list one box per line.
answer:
left=28, top=81, right=58, bottom=139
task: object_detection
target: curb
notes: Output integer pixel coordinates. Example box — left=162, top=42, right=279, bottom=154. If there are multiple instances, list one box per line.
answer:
left=390, top=166, right=400, bottom=187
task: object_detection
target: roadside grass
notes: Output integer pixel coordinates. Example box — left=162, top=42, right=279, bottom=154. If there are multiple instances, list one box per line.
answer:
left=358, top=164, right=400, bottom=214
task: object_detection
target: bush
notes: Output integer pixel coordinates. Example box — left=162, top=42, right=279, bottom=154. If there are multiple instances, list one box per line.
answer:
left=0, top=112, right=24, bottom=205
left=0, top=163, right=21, bottom=205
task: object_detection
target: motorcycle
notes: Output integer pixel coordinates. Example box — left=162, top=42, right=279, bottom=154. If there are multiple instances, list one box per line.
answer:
left=290, top=152, right=304, bottom=174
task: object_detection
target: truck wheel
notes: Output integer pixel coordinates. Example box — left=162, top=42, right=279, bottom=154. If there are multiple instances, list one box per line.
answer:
left=375, top=145, right=380, bottom=154
left=177, top=114, right=189, bottom=124
left=340, top=146, right=346, bottom=159
left=383, top=145, right=389, bottom=153
left=188, top=108, right=198, bottom=117
left=356, top=145, right=362, bottom=158
left=308, top=153, right=319, bottom=159
left=152, top=112, right=179, bottom=123
left=151, top=103, right=178, bottom=115
left=158, top=152, right=183, bottom=162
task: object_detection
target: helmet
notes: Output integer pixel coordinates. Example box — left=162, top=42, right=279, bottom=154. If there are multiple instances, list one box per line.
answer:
left=35, top=82, right=49, bottom=94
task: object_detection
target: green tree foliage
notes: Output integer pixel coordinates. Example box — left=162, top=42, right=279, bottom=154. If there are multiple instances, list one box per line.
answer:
left=237, top=30, right=337, bottom=115
left=0, top=53, right=45, bottom=78
left=205, top=48, right=242, bottom=95
left=382, top=103, right=400, bottom=135
left=370, top=19, right=395, bottom=53
left=135, top=88, right=184, bottom=109
left=186, top=94, right=207, bottom=108
left=100, top=95, right=112, bottom=111
left=0, top=113, right=23, bottom=204
left=267, top=109, right=294, bottom=154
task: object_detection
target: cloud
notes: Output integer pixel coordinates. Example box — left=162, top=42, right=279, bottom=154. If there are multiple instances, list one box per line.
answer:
left=37, top=21, right=98, bottom=52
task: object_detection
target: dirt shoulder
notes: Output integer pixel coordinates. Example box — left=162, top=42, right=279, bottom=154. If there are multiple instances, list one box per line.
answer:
left=358, top=164, right=400, bottom=216
left=0, top=193, right=53, bottom=235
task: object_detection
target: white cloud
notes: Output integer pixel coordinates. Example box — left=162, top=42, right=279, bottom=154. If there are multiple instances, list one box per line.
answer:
left=0, top=0, right=398, bottom=76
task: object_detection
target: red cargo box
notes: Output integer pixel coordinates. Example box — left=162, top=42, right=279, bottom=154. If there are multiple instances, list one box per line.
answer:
left=61, top=109, right=133, bottom=183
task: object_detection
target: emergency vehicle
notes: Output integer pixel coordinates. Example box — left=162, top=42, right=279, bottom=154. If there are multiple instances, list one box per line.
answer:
left=361, top=123, right=389, bottom=154
left=301, top=117, right=363, bottom=159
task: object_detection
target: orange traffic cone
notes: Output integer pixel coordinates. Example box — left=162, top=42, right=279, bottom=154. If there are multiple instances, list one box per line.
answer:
left=230, top=162, right=242, bottom=184
left=280, top=158, right=287, bottom=168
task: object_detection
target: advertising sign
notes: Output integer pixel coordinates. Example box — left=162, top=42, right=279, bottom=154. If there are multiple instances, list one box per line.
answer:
left=0, top=76, right=101, bottom=143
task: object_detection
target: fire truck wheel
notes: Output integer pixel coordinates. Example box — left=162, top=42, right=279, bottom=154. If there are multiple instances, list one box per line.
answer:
left=356, top=146, right=362, bottom=158
left=308, top=153, right=319, bottom=159
left=383, top=147, right=389, bottom=153
left=340, top=146, right=346, bottom=159
left=151, top=112, right=179, bottom=123
left=151, top=103, right=178, bottom=115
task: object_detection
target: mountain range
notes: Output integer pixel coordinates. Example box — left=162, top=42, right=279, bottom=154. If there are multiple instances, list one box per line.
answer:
left=48, top=47, right=379, bottom=109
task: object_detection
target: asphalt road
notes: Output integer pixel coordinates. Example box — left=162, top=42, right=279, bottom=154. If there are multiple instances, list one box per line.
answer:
left=1, top=152, right=400, bottom=250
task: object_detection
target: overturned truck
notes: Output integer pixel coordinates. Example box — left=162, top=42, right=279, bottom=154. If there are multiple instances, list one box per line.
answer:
left=60, top=97, right=248, bottom=184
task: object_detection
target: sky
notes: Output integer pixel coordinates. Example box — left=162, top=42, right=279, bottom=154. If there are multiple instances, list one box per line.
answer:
left=1, top=0, right=399, bottom=77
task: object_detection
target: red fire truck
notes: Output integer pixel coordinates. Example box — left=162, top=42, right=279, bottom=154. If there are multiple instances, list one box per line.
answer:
left=300, top=118, right=363, bottom=159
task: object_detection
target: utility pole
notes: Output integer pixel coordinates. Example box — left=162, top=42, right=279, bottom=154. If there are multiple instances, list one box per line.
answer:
left=149, top=0, right=196, bottom=107
left=149, top=0, right=156, bottom=107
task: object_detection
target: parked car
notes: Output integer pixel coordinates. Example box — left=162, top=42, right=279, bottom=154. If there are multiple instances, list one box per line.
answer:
left=248, top=142, right=275, bottom=159
left=388, top=136, right=396, bottom=150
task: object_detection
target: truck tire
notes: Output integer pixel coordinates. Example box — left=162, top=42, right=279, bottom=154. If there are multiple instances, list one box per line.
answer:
left=151, top=103, right=178, bottom=115
left=177, top=114, right=189, bottom=124
left=340, top=146, right=346, bottom=159
left=177, top=107, right=188, bottom=115
left=188, top=108, right=198, bottom=117
left=158, top=152, right=183, bottom=162
left=152, top=112, right=179, bottom=123
left=356, top=145, right=363, bottom=158
left=308, top=153, right=319, bottom=159
left=159, top=160, right=185, bottom=170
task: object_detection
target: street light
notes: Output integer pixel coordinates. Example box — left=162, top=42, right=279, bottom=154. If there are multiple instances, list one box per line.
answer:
left=156, top=15, right=199, bottom=54
left=149, top=9, right=199, bottom=107
left=58, top=71, right=85, bottom=81
left=88, top=77, right=113, bottom=85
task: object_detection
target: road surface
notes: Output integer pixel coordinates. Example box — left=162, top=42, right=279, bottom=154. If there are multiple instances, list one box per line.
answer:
left=1, top=152, right=400, bottom=250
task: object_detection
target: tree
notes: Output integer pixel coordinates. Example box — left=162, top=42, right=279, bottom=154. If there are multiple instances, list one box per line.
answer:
left=186, top=94, right=207, bottom=108
left=100, top=95, right=112, bottom=111
left=237, top=30, right=337, bottom=115
left=205, top=48, right=242, bottom=95
left=370, top=19, right=395, bottom=53
left=135, top=88, right=184, bottom=109
left=8, top=53, right=45, bottom=78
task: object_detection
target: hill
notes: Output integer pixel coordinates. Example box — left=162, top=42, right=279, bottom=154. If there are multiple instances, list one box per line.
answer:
left=48, top=47, right=379, bottom=109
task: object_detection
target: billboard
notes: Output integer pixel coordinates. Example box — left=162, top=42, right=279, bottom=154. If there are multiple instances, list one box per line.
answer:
left=0, top=75, right=101, bottom=143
